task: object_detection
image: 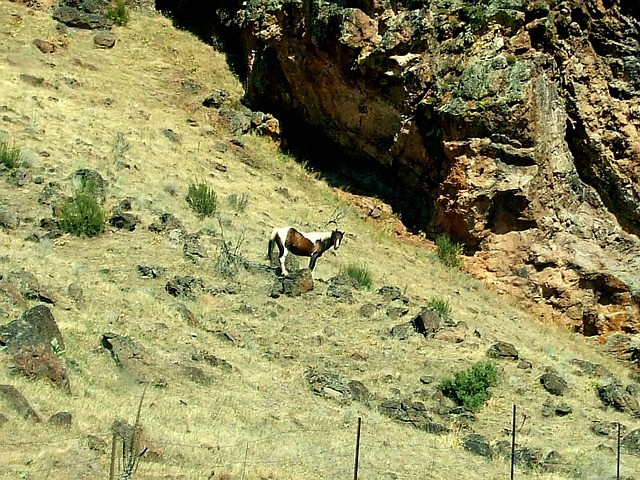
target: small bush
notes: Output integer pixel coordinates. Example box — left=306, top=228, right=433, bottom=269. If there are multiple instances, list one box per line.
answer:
left=227, top=193, right=250, bottom=212
left=439, top=361, right=498, bottom=411
left=59, top=180, right=105, bottom=237
left=105, top=0, right=129, bottom=26
left=0, top=140, right=23, bottom=169
left=426, top=297, right=451, bottom=319
left=342, top=263, right=373, bottom=289
left=435, top=234, right=463, bottom=268
left=186, top=180, right=217, bottom=218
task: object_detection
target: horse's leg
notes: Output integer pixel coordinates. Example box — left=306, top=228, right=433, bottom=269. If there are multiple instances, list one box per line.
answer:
left=279, top=249, right=289, bottom=276
left=309, top=253, right=319, bottom=271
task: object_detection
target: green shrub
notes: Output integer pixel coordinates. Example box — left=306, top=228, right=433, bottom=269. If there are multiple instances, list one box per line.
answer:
left=105, top=0, right=129, bottom=26
left=186, top=180, right=217, bottom=218
left=435, top=234, right=463, bottom=268
left=59, top=180, right=105, bottom=237
left=426, top=297, right=451, bottom=320
left=0, top=140, right=23, bottom=169
left=342, top=263, right=373, bottom=289
left=439, top=361, right=498, bottom=411
left=227, top=193, right=250, bottom=212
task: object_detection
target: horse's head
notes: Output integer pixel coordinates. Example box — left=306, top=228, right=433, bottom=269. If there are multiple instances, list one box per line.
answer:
left=331, top=230, right=344, bottom=250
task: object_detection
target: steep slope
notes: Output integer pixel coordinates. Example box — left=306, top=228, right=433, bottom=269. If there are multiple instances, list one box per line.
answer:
left=1, top=2, right=640, bottom=479
left=179, top=0, right=640, bottom=339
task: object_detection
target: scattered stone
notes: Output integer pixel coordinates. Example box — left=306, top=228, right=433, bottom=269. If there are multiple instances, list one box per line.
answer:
left=11, top=342, right=71, bottom=392
left=161, top=128, right=180, bottom=143
left=517, top=359, right=532, bottom=370
left=487, top=341, right=519, bottom=360
left=202, top=90, right=229, bottom=108
left=386, top=300, right=409, bottom=318
left=376, top=285, right=409, bottom=303
left=555, top=402, right=572, bottom=416
left=270, top=268, right=314, bottom=297
left=0, top=384, right=40, bottom=421
left=101, top=332, right=163, bottom=385
left=622, top=428, right=640, bottom=456
left=1, top=270, right=55, bottom=304
left=73, top=168, right=107, bottom=203
left=433, top=326, right=466, bottom=343
left=411, top=308, right=441, bottom=337
left=108, top=211, right=139, bottom=231
left=390, top=322, right=415, bottom=339
left=52, top=6, right=110, bottom=30
left=49, top=411, right=72, bottom=427
left=569, top=358, right=613, bottom=378
left=462, top=433, right=492, bottom=458
left=597, top=383, right=640, bottom=417
left=87, top=434, right=108, bottom=453
left=590, top=420, right=626, bottom=437
left=513, top=446, right=544, bottom=470
left=359, top=303, right=377, bottom=317
left=34, top=39, right=57, bottom=53
left=183, top=233, right=206, bottom=261
left=540, top=372, right=568, bottom=396
left=93, top=31, right=116, bottom=48
left=19, top=74, right=45, bottom=87
left=201, top=352, right=234, bottom=372
left=67, top=283, right=83, bottom=303
left=8, top=167, right=32, bottom=187
left=165, top=276, right=205, bottom=299
left=0, top=209, right=19, bottom=229
left=148, top=213, right=184, bottom=233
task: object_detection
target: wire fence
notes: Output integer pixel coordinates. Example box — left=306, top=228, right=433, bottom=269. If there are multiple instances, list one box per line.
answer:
left=0, top=407, right=638, bottom=479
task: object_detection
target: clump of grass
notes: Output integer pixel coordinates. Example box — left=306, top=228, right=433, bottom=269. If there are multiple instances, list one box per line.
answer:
left=342, top=263, right=373, bottom=289
left=435, top=234, right=463, bottom=268
left=215, top=219, right=246, bottom=278
left=105, top=0, right=129, bottom=26
left=186, top=180, right=217, bottom=218
left=227, top=192, right=250, bottom=212
left=0, top=140, right=23, bottom=169
left=112, top=132, right=131, bottom=161
left=426, top=297, right=451, bottom=320
left=59, top=179, right=105, bottom=237
left=439, top=361, right=498, bottom=411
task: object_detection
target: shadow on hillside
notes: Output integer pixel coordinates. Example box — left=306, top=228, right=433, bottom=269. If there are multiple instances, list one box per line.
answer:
left=153, top=2, right=433, bottom=234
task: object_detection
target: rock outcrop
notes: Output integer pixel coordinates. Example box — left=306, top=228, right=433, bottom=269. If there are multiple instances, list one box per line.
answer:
left=164, top=0, right=640, bottom=337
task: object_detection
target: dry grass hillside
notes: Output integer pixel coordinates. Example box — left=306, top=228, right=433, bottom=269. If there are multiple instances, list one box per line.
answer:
left=1, top=2, right=639, bottom=479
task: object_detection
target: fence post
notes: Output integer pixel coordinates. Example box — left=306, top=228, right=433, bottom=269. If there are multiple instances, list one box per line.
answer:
left=510, top=404, right=516, bottom=480
left=353, top=417, right=362, bottom=480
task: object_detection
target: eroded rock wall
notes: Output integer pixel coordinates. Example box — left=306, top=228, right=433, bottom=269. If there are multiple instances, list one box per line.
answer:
left=185, top=0, right=640, bottom=335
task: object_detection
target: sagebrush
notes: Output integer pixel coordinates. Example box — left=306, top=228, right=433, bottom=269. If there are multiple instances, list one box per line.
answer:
left=59, top=179, right=105, bottom=237
left=186, top=180, right=217, bottom=217
left=439, top=361, right=498, bottom=411
left=435, top=234, right=463, bottom=268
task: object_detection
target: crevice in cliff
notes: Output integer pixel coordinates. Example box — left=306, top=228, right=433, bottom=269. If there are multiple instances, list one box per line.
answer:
left=565, top=118, right=640, bottom=238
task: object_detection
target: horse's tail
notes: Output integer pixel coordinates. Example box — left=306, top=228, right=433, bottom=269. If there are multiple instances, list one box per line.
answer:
left=267, top=228, right=278, bottom=260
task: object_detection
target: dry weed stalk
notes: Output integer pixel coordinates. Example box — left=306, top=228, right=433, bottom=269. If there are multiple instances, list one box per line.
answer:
left=110, top=386, right=148, bottom=480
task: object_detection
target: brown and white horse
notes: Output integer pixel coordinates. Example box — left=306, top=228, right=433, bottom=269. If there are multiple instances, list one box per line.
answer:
left=268, top=226, right=344, bottom=276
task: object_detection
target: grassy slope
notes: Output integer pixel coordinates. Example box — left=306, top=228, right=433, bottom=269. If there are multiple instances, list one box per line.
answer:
left=0, top=3, right=638, bottom=479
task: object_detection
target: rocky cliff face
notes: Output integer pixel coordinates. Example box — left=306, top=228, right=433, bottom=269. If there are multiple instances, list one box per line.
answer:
left=167, top=0, right=640, bottom=337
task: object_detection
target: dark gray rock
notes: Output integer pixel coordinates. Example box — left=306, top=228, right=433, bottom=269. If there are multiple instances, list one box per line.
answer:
left=540, top=372, right=568, bottom=396
left=487, top=341, right=519, bottom=360
left=462, top=433, right=492, bottom=458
